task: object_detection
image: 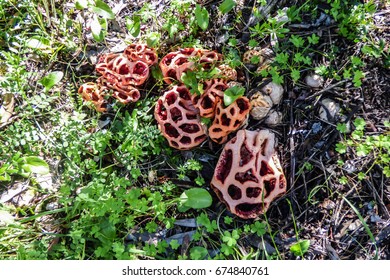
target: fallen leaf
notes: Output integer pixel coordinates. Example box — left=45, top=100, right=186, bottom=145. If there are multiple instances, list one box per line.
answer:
left=0, top=93, right=14, bottom=124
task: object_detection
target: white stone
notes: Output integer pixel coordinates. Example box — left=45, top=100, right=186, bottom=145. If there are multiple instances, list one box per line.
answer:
left=305, top=74, right=324, bottom=88
left=319, top=98, right=340, bottom=122
left=35, top=173, right=53, bottom=190
left=264, top=110, right=283, bottom=126
left=0, top=210, right=15, bottom=226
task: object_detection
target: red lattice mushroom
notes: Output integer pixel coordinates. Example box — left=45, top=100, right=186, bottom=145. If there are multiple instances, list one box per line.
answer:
left=79, top=43, right=157, bottom=111
left=211, top=129, right=287, bottom=219
left=208, top=97, right=251, bottom=144
left=159, top=48, right=222, bottom=84
left=97, top=77, right=140, bottom=104
left=123, top=43, right=158, bottom=66
left=199, top=49, right=222, bottom=69
left=159, top=48, right=199, bottom=84
left=78, top=82, right=108, bottom=112
left=154, top=85, right=207, bottom=150
left=96, top=53, right=150, bottom=86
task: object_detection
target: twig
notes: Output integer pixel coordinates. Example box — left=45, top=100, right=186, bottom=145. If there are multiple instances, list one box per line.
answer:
left=309, top=79, right=350, bottom=101
left=288, top=98, right=297, bottom=210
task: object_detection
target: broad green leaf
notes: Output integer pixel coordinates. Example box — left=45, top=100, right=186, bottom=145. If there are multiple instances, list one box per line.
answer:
left=151, top=66, right=163, bottom=81
left=384, top=166, right=390, bottom=178
left=0, top=173, right=11, bottom=182
left=126, top=15, right=141, bottom=37
left=39, top=71, right=64, bottom=91
left=75, top=0, right=88, bottom=9
left=181, top=72, right=199, bottom=94
left=195, top=4, right=209, bottom=31
left=91, top=0, right=115, bottom=19
left=26, top=37, right=50, bottom=50
left=177, top=204, right=191, bottom=213
left=201, top=117, right=212, bottom=126
left=219, top=0, right=236, bottom=14
left=21, top=156, right=50, bottom=175
left=180, top=188, right=212, bottom=210
left=223, top=85, right=245, bottom=107
left=290, top=240, right=310, bottom=256
left=91, top=16, right=106, bottom=42
left=170, top=240, right=180, bottom=250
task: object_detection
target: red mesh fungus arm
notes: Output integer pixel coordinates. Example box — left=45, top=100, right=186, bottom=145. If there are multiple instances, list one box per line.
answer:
left=199, top=50, right=222, bottom=69
left=78, top=82, right=107, bottom=112
left=191, top=79, right=228, bottom=118
left=123, top=43, right=158, bottom=66
left=97, top=77, right=140, bottom=104
left=159, top=48, right=222, bottom=84
left=154, top=85, right=207, bottom=150
left=159, top=48, right=199, bottom=84
left=211, top=129, right=287, bottom=219
left=208, top=96, right=251, bottom=144
left=96, top=53, right=149, bottom=86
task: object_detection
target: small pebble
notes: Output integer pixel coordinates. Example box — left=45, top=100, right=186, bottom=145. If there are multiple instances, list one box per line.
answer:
left=319, top=98, right=340, bottom=122
left=305, top=74, right=324, bottom=88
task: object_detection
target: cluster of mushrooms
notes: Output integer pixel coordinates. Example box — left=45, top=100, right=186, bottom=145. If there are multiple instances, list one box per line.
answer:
left=155, top=48, right=251, bottom=148
left=78, top=44, right=158, bottom=111
left=78, top=44, right=287, bottom=219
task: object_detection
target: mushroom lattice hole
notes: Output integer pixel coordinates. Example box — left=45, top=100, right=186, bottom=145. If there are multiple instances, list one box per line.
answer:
left=235, top=203, right=266, bottom=218
left=211, top=129, right=287, bottom=219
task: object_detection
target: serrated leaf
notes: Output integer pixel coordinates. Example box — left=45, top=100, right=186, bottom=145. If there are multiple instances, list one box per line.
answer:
left=190, top=246, right=208, bottom=260
left=180, top=188, right=212, bottom=210
left=219, top=0, right=236, bottom=14
left=91, top=0, right=115, bottom=19
left=353, top=117, right=366, bottom=131
left=336, top=123, right=347, bottom=133
left=21, top=156, right=50, bottom=175
left=290, top=240, right=310, bottom=256
left=223, top=85, right=245, bottom=107
left=335, top=142, right=347, bottom=154
left=291, top=69, right=300, bottom=82
left=195, top=4, right=209, bottom=31
left=39, top=71, right=64, bottom=91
